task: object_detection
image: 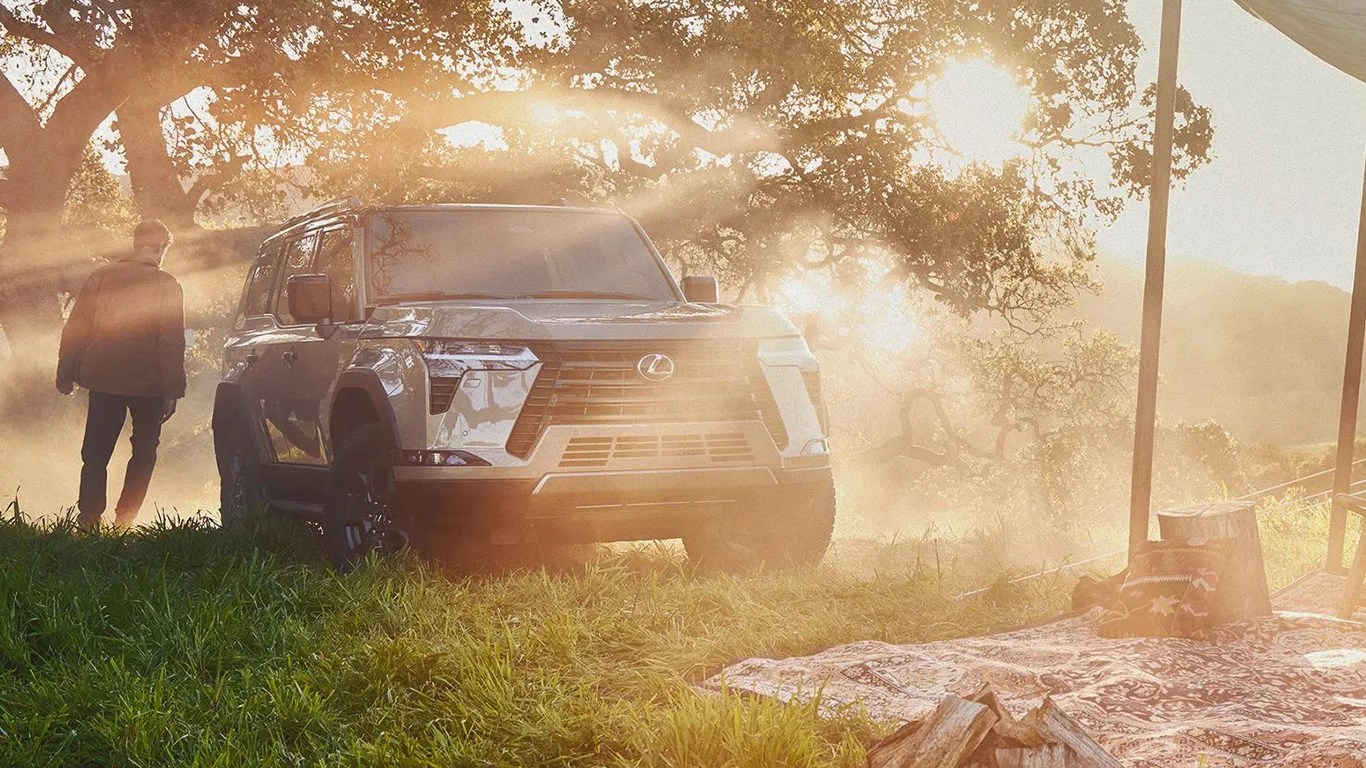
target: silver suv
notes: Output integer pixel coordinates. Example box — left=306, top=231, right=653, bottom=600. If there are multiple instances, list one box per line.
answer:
left=212, top=201, right=834, bottom=571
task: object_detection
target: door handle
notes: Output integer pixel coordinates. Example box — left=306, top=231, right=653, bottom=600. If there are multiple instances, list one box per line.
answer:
left=245, top=352, right=260, bottom=367
left=282, top=350, right=299, bottom=367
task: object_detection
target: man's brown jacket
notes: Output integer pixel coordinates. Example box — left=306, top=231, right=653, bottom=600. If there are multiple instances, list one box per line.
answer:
left=57, top=253, right=187, bottom=399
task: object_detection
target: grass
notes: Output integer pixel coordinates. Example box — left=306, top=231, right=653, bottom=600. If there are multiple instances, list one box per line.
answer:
left=0, top=497, right=1336, bottom=767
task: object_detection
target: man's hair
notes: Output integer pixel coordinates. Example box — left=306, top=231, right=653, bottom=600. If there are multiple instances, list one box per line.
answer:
left=133, top=220, right=173, bottom=251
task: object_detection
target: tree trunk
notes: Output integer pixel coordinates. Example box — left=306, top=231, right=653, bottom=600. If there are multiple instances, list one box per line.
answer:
left=0, top=133, right=104, bottom=439
left=116, top=93, right=200, bottom=232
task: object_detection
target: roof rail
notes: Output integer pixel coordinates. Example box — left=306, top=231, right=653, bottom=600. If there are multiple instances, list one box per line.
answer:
left=280, top=195, right=362, bottom=229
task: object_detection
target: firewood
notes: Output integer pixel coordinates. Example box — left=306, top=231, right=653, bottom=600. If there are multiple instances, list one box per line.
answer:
left=867, top=696, right=999, bottom=768
left=868, top=689, right=1120, bottom=768
left=1035, top=698, right=1122, bottom=768
left=994, top=743, right=1068, bottom=768
left=968, top=684, right=1047, bottom=750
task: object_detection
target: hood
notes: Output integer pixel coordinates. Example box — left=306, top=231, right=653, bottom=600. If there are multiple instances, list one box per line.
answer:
left=360, top=300, right=800, bottom=341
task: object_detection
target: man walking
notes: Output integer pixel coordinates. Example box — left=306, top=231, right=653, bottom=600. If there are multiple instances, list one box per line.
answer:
left=56, top=220, right=186, bottom=530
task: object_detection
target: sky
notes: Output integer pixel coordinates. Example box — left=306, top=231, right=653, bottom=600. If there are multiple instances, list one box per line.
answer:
left=1102, top=0, right=1366, bottom=288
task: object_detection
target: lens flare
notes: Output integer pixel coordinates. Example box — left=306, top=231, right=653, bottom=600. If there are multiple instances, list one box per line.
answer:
left=927, top=58, right=1032, bottom=168
left=775, top=261, right=923, bottom=356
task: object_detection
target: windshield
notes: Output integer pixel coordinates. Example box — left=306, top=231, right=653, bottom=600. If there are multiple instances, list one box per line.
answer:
left=365, top=209, right=679, bottom=302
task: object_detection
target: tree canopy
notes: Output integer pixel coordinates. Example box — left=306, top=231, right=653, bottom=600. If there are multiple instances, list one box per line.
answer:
left=0, top=0, right=1213, bottom=463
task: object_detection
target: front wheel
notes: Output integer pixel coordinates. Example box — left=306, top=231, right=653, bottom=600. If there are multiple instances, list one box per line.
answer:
left=323, top=424, right=412, bottom=573
left=683, top=475, right=836, bottom=573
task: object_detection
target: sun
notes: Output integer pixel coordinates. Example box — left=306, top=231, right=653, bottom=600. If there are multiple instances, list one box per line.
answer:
left=926, top=58, right=1033, bottom=168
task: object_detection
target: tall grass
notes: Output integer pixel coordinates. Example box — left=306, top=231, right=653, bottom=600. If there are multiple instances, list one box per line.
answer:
left=0, top=503, right=1070, bottom=768
left=0, top=496, right=1333, bottom=767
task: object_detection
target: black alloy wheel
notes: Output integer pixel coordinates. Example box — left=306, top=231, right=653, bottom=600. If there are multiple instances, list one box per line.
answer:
left=323, top=423, right=412, bottom=572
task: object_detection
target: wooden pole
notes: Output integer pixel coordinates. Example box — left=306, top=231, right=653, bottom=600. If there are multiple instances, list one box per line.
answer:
left=1129, top=0, right=1184, bottom=560
left=1328, top=150, right=1366, bottom=573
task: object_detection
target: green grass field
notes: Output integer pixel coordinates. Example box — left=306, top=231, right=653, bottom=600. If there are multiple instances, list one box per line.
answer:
left=0, top=497, right=1334, bottom=767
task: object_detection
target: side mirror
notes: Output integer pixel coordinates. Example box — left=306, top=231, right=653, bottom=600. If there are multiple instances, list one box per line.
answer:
left=287, top=274, right=332, bottom=325
left=681, top=275, right=720, bottom=303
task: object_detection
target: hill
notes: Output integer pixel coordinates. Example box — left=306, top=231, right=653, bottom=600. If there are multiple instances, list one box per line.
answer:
left=1077, top=255, right=1357, bottom=447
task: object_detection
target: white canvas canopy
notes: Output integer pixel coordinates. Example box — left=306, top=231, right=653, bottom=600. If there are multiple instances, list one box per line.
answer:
left=1235, top=0, right=1366, bottom=85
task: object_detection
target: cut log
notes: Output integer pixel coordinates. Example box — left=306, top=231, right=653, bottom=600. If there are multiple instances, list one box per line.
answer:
left=1157, top=500, right=1272, bottom=620
left=1036, top=698, right=1123, bottom=768
left=994, top=743, right=1068, bottom=768
left=867, top=696, right=998, bottom=768
left=969, top=684, right=1045, bottom=749
left=867, top=687, right=1121, bottom=768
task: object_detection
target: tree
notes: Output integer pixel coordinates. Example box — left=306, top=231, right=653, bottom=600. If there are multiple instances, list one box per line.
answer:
left=1, top=0, right=1211, bottom=448
left=0, top=0, right=513, bottom=387
left=319, top=0, right=1213, bottom=323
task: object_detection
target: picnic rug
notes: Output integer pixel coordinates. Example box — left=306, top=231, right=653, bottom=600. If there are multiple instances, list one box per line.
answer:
left=703, top=609, right=1366, bottom=767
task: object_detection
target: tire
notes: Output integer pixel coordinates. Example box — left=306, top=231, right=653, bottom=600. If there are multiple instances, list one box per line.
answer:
left=683, top=475, right=836, bottom=573
left=216, top=408, right=268, bottom=527
left=323, top=423, right=411, bottom=573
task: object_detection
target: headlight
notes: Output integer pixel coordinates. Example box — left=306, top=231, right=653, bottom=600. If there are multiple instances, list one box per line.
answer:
left=413, top=339, right=539, bottom=414
left=412, top=339, right=538, bottom=378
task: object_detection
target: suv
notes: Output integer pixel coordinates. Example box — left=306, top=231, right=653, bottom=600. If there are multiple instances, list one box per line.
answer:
left=212, top=201, right=834, bottom=572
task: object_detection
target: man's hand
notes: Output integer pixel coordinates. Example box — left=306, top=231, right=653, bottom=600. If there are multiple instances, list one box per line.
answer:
left=162, top=398, right=178, bottom=423
left=56, top=378, right=74, bottom=396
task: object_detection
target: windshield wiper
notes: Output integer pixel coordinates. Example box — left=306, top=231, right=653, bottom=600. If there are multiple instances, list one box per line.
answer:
left=374, top=291, right=511, bottom=305
left=514, top=290, right=660, bottom=301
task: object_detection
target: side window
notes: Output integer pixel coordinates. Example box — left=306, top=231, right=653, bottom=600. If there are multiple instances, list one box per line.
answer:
left=274, top=233, right=319, bottom=325
left=241, top=246, right=284, bottom=320
left=315, top=228, right=359, bottom=322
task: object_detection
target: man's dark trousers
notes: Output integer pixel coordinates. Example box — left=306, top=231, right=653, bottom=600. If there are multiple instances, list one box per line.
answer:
left=78, top=391, right=164, bottom=527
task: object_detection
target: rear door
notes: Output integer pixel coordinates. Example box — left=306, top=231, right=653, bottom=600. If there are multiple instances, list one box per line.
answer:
left=226, top=243, right=286, bottom=468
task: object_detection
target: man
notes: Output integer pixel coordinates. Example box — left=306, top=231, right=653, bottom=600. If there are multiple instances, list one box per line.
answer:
left=56, top=220, right=186, bottom=530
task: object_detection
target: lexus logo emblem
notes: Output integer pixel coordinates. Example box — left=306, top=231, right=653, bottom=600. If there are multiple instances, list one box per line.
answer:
left=637, top=353, right=675, bottom=382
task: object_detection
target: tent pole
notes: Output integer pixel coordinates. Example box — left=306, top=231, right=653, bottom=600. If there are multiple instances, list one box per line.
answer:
left=1129, top=0, right=1184, bottom=560
left=1328, top=150, right=1366, bottom=574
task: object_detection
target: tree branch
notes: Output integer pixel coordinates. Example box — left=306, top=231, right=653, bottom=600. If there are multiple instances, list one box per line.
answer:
left=0, top=72, right=40, bottom=152
left=0, top=3, right=97, bottom=71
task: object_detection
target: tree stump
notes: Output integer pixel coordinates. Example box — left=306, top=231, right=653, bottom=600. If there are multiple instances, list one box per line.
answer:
left=1158, top=500, right=1272, bottom=621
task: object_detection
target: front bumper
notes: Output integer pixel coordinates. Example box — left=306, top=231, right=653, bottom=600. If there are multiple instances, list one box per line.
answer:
left=395, top=465, right=832, bottom=543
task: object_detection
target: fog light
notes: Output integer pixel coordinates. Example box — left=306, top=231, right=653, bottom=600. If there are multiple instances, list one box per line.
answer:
left=800, top=438, right=830, bottom=456
left=393, top=449, right=491, bottom=467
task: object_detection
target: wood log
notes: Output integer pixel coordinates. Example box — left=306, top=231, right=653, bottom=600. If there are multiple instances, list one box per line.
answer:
left=867, top=696, right=998, bottom=768
left=994, top=743, right=1068, bottom=768
left=1036, top=698, right=1123, bottom=768
left=969, top=684, right=1046, bottom=749
left=1157, top=500, right=1272, bottom=620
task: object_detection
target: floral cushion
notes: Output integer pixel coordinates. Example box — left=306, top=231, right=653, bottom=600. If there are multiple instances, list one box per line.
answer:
left=1098, top=537, right=1235, bottom=639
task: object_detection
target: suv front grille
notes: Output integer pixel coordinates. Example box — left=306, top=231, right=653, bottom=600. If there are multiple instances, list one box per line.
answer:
left=506, top=340, right=787, bottom=457
left=559, top=433, right=753, bottom=469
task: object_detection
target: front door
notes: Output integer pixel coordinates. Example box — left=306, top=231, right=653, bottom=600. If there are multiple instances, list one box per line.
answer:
left=260, top=232, right=328, bottom=472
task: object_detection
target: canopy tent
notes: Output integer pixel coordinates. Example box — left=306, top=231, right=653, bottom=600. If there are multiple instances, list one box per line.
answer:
left=1235, top=0, right=1366, bottom=84
left=1130, top=0, right=1366, bottom=610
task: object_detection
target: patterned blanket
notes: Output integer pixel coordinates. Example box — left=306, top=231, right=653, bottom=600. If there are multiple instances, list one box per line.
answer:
left=705, top=610, right=1366, bottom=767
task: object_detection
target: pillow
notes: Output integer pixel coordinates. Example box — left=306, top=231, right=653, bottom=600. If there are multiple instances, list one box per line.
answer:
left=1098, top=537, right=1236, bottom=639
